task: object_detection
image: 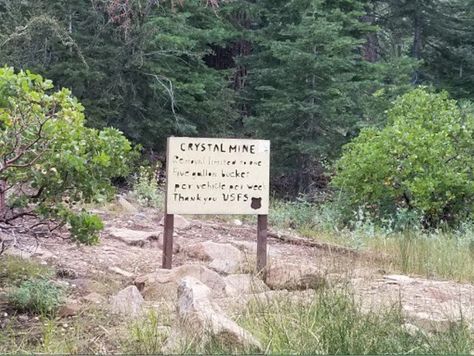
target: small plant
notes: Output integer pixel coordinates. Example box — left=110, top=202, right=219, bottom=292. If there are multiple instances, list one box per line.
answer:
left=0, top=256, right=53, bottom=287
left=7, top=278, right=65, bottom=316
left=68, top=211, right=104, bottom=245
left=132, top=166, right=164, bottom=208
left=269, top=197, right=316, bottom=230
left=124, top=309, right=170, bottom=354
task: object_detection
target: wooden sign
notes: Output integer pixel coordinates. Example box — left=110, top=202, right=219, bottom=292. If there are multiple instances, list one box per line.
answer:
left=162, top=137, right=270, bottom=275
left=166, top=137, right=270, bottom=215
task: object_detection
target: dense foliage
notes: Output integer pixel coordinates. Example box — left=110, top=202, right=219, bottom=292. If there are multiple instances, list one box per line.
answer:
left=0, top=0, right=473, bottom=202
left=0, top=67, right=133, bottom=243
left=333, top=89, right=474, bottom=227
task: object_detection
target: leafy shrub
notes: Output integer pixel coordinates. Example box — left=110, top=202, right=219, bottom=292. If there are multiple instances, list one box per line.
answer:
left=68, top=211, right=104, bottom=245
left=7, top=278, right=65, bottom=315
left=333, top=88, right=474, bottom=227
left=132, top=166, right=163, bottom=208
left=0, top=67, right=134, bottom=241
left=270, top=198, right=316, bottom=229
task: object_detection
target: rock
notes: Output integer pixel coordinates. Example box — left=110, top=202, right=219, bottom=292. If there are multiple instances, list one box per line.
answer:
left=31, top=247, right=56, bottom=260
left=402, top=323, right=423, bottom=337
left=58, top=299, right=81, bottom=318
left=135, top=264, right=226, bottom=301
left=4, top=247, right=31, bottom=259
left=107, top=227, right=160, bottom=247
left=230, top=240, right=277, bottom=259
left=117, top=196, right=138, bottom=213
left=110, top=285, right=144, bottom=317
left=266, top=263, right=326, bottom=291
left=18, top=314, right=29, bottom=322
left=233, top=219, right=243, bottom=226
left=384, top=275, right=414, bottom=285
left=108, top=266, right=134, bottom=278
left=176, top=277, right=262, bottom=352
left=224, top=274, right=269, bottom=297
left=107, top=227, right=179, bottom=251
left=159, top=215, right=191, bottom=230
left=183, top=241, right=244, bottom=274
left=82, top=292, right=106, bottom=304
left=56, top=267, right=78, bottom=279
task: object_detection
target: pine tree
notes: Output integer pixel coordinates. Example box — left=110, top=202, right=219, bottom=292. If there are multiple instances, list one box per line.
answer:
left=239, top=0, right=404, bottom=192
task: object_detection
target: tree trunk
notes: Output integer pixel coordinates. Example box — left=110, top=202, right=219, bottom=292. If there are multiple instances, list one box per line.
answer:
left=412, top=10, right=423, bottom=83
left=361, top=10, right=379, bottom=63
left=0, top=179, right=6, bottom=219
left=412, top=11, right=423, bottom=60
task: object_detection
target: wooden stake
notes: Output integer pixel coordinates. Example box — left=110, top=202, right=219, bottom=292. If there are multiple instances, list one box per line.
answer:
left=257, top=214, right=268, bottom=277
left=162, top=214, right=174, bottom=269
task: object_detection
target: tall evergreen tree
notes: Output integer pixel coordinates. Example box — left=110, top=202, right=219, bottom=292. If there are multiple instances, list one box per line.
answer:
left=237, top=0, right=412, bottom=192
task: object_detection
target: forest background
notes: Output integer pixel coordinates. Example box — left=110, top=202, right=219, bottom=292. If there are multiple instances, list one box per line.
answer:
left=1, top=0, right=473, bottom=227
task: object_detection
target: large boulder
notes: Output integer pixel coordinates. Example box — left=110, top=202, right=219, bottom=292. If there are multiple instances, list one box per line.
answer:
left=176, top=277, right=262, bottom=352
left=183, top=241, right=245, bottom=274
left=134, top=264, right=226, bottom=301
left=110, top=285, right=144, bottom=317
left=224, top=274, right=269, bottom=297
left=265, top=263, right=326, bottom=291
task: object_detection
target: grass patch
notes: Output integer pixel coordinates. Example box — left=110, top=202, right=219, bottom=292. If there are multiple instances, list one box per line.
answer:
left=365, top=232, right=474, bottom=281
left=239, top=287, right=474, bottom=355
left=122, top=309, right=171, bottom=354
left=7, top=278, right=65, bottom=316
left=0, top=304, right=127, bottom=353
left=0, top=256, right=53, bottom=287
left=268, top=198, right=474, bottom=282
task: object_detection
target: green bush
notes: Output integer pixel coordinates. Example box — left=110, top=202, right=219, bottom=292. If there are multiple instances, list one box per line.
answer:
left=68, top=211, right=104, bottom=245
left=7, top=278, right=65, bottom=316
left=0, top=67, right=134, bottom=241
left=333, top=88, right=474, bottom=227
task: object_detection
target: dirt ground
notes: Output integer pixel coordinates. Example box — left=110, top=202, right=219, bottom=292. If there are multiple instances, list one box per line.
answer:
left=4, top=204, right=474, bottom=339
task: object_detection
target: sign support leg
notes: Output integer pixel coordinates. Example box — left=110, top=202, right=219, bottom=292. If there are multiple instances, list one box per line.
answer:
left=257, top=214, right=268, bottom=278
left=162, top=213, right=174, bottom=269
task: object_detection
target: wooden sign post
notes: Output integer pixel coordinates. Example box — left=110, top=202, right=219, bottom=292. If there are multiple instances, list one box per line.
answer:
left=162, top=137, right=270, bottom=275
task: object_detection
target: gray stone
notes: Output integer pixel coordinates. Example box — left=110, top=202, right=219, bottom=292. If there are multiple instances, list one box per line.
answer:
left=224, top=274, right=270, bottom=297
left=58, top=299, right=81, bottom=318
left=82, top=292, right=106, bottom=304
left=117, top=196, right=138, bottom=213
left=384, top=275, right=415, bottom=285
left=135, top=264, right=226, bottom=301
left=159, top=215, right=191, bottom=230
left=183, top=241, right=244, bottom=274
left=106, top=227, right=179, bottom=251
left=266, top=263, right=326, bottom=291
left=110, top=285, right=144, bottom=317
left=232, top=219, right=243, bottom=226
left=108, top=266, right=134, bottom=278
left=177, top=277, right=262, bottom=352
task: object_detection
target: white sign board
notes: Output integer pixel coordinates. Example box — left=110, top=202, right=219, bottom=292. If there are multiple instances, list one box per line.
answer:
left=166, top=137, right=270, bottom=215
